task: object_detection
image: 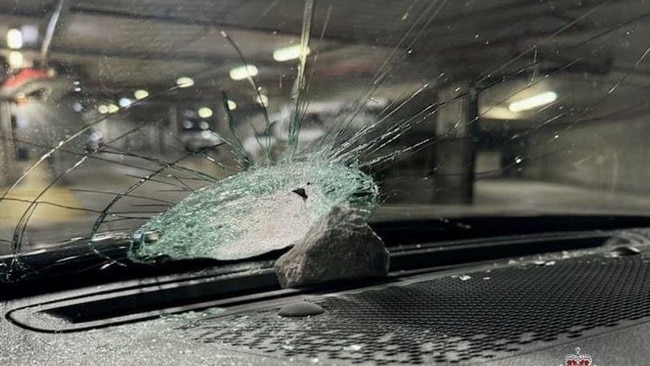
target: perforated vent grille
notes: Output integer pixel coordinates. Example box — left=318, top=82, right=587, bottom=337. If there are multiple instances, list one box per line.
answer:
left=187, top=254, right=650, bottom=364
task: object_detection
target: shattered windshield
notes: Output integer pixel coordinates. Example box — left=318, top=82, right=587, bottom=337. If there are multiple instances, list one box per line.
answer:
left=2, top=0, right=650, bottom=276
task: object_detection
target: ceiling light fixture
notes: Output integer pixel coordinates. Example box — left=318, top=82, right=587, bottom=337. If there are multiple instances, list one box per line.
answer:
left=255, top=94, right=269, bottom=107
left=119, top=97, right=133, bottom=107
left=227, top=100, right=237, bottom=110
left=107, top=103, right=119, bottom=114
left=198, top=107, right=213, bottom=118
left=8, top=51, right=23, bottom=68
left=134, top=89, right=149, bottom=100
left=273, top=44, right=310, bottom=62
left=176, top=77, right=194, bottom=88
left=508, top=91, right=558, bottom=112
left=229, top=65, right=258, bottom=81
left=7, top=28, right=23, bottom=49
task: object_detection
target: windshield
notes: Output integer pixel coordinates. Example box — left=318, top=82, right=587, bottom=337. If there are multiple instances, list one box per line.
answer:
left=1, top=1, right=650, bottom=268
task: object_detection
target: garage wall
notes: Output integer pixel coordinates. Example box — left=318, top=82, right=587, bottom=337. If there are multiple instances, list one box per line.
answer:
left=523, top=114, right=650, bottom=194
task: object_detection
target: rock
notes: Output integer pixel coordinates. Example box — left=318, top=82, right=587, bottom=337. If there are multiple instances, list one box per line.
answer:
left=274, top=205, right=389, bottom=288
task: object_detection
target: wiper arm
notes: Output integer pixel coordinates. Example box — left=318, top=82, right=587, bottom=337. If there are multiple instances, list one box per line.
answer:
left=4, top=214, right=650, bottom=299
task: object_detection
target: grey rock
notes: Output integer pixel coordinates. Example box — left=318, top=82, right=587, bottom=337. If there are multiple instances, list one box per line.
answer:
left=274, top=205, right=389, bottom=288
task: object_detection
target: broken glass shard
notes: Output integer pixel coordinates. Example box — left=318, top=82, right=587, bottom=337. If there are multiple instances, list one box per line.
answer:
left=130, top=161, right=378, bottom=261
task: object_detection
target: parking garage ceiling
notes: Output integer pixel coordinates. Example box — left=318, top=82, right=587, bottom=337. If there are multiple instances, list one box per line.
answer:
left=1, top=0, right=649, bottom=125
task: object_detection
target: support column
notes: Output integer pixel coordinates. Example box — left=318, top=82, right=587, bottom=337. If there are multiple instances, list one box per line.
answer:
left=0, top=102, right=16, bottom=186
left=431, top=83, right=479, bottom=204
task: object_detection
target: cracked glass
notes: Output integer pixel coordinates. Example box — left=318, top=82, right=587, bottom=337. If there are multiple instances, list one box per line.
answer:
left=1, top=0, right=650, bottom=278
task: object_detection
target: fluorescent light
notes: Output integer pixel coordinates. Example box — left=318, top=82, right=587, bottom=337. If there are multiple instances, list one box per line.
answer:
left=273, top=44, right=310, bottom=62
left=255, top=94, right=269, bottom=107
left=229, top=65, right=258, bottom=81
left=508, top=91, right=558, bottom=112
left=134, top=89, right=149, bottom=100
left=8, top=51, right=23, bottom=68
left=7, top=29, right=23, bottom=49
left=176, top=76, right=194, bottom=88
left=119, top=97, right=133, bottom=107
left=227, top=100, right=237, bottom=110
left=107, top=103, right=119, bottom=114
left=198, top=107, right=213, bottom=118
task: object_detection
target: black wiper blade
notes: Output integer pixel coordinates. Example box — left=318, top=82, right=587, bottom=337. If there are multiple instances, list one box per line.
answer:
left=371, top=214, right=650, bottom=245
left=4, top=214, right=650, bottom=298
left=0, top=232, right=286, bottom=299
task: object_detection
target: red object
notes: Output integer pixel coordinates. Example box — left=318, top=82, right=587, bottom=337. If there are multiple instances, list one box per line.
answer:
left=1, top=68, right=50, bottom=90
left=564, top=348, right=592, bottom=366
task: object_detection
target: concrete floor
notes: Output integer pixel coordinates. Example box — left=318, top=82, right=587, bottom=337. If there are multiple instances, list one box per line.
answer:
left=3, top=155, right=650, bottom=254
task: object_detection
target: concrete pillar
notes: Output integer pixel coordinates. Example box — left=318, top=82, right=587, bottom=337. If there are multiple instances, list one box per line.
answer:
left=431, top=83, right=479, bottom=204
left=0, top=102, right=16, bottom=186
left=162, top=104, right=179, bottom=154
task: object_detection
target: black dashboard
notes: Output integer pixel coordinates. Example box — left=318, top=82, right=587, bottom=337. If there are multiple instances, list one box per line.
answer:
left=3, top=218, right=650, bottom=365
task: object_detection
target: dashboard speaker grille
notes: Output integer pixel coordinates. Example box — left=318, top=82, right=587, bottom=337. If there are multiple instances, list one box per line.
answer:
left=189, top=253, right=650, bottom=364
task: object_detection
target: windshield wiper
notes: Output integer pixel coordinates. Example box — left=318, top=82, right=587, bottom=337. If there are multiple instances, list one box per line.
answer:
left=3, top=214, right=650, bottom=299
